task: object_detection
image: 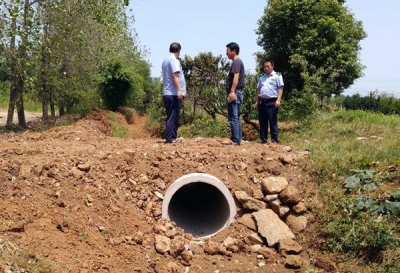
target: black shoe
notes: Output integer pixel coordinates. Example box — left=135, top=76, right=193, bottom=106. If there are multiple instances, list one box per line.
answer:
left=256, top=139, right=267, bottom=144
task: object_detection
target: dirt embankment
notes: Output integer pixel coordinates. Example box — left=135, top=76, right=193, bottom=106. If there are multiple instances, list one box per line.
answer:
left=0, top=110, right=324, bottom=273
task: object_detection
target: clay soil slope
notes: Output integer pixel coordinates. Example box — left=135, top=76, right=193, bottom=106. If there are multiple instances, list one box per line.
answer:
left=0, top=110, right=319, bottom=273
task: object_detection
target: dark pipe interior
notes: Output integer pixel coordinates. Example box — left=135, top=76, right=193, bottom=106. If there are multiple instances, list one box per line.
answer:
left=168, top=182, right=231, bottom=237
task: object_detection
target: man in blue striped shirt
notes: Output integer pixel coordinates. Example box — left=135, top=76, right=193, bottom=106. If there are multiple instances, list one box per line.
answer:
left=255, top=59, right=284, bottom=144
left=162, top=42, right=186, bottom=144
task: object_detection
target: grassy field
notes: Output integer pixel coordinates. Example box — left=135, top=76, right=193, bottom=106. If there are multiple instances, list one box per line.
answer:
left=282, top=110, right=400, bottom=272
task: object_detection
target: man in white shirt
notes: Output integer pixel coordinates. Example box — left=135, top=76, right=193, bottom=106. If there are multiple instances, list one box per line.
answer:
left=255, top=59, right=284, bottom=144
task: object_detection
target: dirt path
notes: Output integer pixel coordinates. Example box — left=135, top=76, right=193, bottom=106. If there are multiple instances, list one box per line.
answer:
left=0, top=109, right=42, bottom=126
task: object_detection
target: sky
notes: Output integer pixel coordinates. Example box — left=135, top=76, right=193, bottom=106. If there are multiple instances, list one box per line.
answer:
left=128, top=0, right=400, bottom=98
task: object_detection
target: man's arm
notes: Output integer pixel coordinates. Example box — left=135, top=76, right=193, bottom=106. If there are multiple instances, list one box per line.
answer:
left=172, top=72, right=183, bottom=100
left=230, top=72, right=239, bottom=94
left=254, top=88, right=260, bottom=109
left=228, top=72, right=239, bottom=102
left=275, top=87, right=283, bottom=108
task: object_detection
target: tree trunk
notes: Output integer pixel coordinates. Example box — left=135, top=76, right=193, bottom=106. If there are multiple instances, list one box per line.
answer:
left=15, top=0, right=31, bottom=128
left=41, top=23, right=49, bottom=120
left=6, top=6, right=18, bottom=127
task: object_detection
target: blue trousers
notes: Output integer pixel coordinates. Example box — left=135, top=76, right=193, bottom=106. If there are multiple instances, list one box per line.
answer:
left=227, top=90, right=243, bottom=144
left=164, top=95, right=182, bottom=143
left=258, top=98, right=279, bottom=142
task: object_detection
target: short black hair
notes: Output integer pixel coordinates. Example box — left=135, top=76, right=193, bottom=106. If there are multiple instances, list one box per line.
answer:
left=169, top=42, right=181, bottom=53
left=263, top=59, right=274, bottom=67
left=226, top=42, right=240, bottom=54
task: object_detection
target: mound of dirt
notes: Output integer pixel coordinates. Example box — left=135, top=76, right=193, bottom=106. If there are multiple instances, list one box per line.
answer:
left=0, top=110, right=321, bottom=273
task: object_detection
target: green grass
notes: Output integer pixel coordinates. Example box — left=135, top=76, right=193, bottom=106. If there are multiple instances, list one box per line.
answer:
left=281, top=109, right=400, bottom=272
left=0, top=238, right=53, bottom=272
left=179, top=115, right=230, bottom=138
left=108, top=112, right=130, bottom=138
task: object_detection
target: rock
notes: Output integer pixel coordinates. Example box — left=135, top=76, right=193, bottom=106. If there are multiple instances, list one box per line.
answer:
left=166, top=262, right=181, bottom=273
left=169, top=236, right=185, bottom=258
left=253, top=209, right=295, bottom=247
left=278, top=154, right=294, bottom=165
left=222, top=236, right=237, bottom=248
left=243, top=199, right=267, bottom=211
left=165, top=228, right=179, bottom=238
left=234, top=191, right=251, bottom=203
left=181, top=250, right=193, bottom=263
left=285, top=213, right=308, bottom=233
left=77, top=162, right=90, bottom=172
left=252, top=188, right=264, bottom=200
left=245, top=233, right=264, bottom=245
left=155, top=235, right=171, bottom=254
left=257, top=246, right=276, bottom=259
left=138, top=174, right=149, bottom=183
left=154, top=224, right=167, bottom=234
left=32, top=164, right=43, bottom=175
left=234, top=191, right=267, bottom=211
left=145, top=201, right=154, bottom=216
left=279, top=185, right=301, bottom=204
left=264, top=194, right=279, bottom=202
left=285, top=255, right=304, bottom=269
left=71, top=167, right=83, bottom=179
left=154, top=191, right=164, bottom=200
left=279, top=239, right=303, bottom=254
left=237, top=214, right=257, bottom=231
left=250, top=244, right=262, bottom=253
left=20, top=165, right=31, bottom=179
left=268, top=199, right=290, bottom=218
left=217, top=245, right=232, bottom=257
left=261, top=177, right=288, bottom=194
left=204, top=240, right=219, bottom=255
left=239, top=162, right=248, bottom=171
left=293, top=202, right=307, bottom=214
left=133, top=231, right=144, bottom=244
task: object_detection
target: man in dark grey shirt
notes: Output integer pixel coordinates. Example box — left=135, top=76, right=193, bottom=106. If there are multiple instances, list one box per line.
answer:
left=225, top=42, right=245, bottom=145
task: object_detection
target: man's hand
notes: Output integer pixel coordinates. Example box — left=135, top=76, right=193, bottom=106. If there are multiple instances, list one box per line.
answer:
left=254, top=102, right=258, bottom=109
left=227, top=92, right=237, bottom=103
left=178, top=90, right=183, bottom=100
left=275, top=100, right=281, bottom=108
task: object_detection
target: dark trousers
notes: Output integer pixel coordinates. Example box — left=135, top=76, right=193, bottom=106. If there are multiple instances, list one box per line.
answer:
left=258, top=98, right=279, bottom=142
left=164, top=95, right=182, bottom=143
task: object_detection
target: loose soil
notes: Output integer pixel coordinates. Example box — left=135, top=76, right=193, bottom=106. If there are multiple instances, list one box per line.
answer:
left=0, top=110, right=328, bottom=273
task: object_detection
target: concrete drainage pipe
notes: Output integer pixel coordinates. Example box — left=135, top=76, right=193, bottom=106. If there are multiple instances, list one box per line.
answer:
left=162, top=173, right=236, bottom=238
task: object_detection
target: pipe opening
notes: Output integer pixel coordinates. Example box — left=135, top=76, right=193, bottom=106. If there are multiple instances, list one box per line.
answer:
left=162, top=173, right=236, bottom=238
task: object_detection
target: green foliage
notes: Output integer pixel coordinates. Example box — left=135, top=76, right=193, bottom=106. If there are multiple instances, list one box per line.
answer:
left=280, top=90, right=318, bottom=122
left=108, top=112, right=130, bottom=138
left=283, top=109, right=400, bottom=271
left=0, top=82, right=9, bottom=108
left=256, top=0, right=366, bottom=100
left=179, top=115, right=230, bottom=138
left=0, top=0, right=152, bottom=121
left=343, top=170, right=377, bottom=192
left=182, top=52, right=230, bottom=119
left=0, top=239, right=53, bottom=273
left=99, top=59, right=133, bottom=111
left=241, top=73, right=259, bottom=121
left=325, top=213, right=397, bottom=258
left=337, top=92, right=400, bottom=115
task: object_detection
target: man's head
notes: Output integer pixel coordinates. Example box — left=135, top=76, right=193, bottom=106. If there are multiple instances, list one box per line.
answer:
left=169, top=42, right=181, bottom=56
left=262, top=59, right=274, bottom=75
left=226, top=42, right=240, bottom=60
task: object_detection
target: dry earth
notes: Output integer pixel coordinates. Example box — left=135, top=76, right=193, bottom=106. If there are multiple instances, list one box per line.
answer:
left=0, top=110, right=328, bottom=273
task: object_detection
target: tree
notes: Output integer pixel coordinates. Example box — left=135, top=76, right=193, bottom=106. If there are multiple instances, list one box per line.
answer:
left=256, top=0, right=366, bottom=102
left=182, top=52, right=230, bottom=120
